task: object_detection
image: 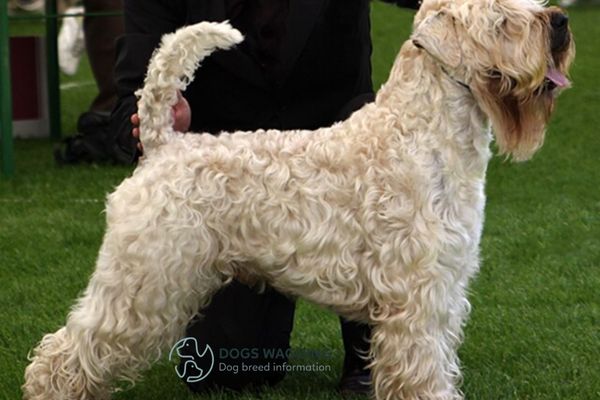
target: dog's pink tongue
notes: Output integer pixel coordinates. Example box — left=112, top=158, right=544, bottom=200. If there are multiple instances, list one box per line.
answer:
left=546, top=68, right=570, bottom=88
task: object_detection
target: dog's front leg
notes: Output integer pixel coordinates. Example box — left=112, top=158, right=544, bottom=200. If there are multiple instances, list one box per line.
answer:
left=369, top=289, right=464, bottom=400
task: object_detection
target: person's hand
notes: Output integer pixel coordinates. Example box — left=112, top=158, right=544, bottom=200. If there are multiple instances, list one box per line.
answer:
left=171, top=91, right=192, bottom=132
left=131, top=91, right=192, bottom=154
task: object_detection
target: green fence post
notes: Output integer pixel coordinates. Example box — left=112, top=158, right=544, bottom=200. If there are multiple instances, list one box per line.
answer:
left=0, top=0, right=15, bottom=176
left=45, top=0, right=61, bottom=141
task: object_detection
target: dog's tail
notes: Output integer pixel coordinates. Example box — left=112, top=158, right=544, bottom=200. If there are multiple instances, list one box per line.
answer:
left=135, top=22, right=243, bottom=151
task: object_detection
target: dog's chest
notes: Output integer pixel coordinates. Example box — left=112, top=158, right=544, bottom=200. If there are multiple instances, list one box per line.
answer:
left=429, top=149, right=487, bottom=276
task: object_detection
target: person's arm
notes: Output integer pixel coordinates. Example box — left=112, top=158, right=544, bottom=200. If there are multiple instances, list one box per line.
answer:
left=109, top=0, right=186, bottom=163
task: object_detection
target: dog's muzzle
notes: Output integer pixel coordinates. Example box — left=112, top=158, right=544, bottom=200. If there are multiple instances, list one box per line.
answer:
left=550, top=12, right=570, bottom=52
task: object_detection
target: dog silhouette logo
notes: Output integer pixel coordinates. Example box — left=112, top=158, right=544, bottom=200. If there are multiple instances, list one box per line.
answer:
left=168, top=337, right=214, bottom=383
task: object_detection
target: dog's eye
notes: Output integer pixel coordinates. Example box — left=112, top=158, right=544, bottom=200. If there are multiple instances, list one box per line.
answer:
left=487, top=70, right=502, bottom=79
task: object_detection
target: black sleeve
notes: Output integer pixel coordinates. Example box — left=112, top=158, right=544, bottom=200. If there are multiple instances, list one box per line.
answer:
left=109, top=0, right=186, bottom=163
left=379, top=0, right=421, bottom=9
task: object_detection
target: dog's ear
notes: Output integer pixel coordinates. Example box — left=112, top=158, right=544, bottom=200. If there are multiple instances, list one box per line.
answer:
left=411, top=11, right=462, bottom=69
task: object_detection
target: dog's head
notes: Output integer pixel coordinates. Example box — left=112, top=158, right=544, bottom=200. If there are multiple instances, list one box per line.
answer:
left=411, top=0, right=575, bottom=160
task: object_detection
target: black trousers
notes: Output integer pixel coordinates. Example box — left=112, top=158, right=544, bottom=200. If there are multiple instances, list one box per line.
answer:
left=179, top=281, right=372, bottom=392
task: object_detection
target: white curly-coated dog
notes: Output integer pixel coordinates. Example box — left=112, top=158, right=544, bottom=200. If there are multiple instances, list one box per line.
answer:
left=23, top=0, right=574, bottom=399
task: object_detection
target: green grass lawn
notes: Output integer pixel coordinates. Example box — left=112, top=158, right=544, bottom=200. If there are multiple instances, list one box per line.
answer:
left=2, top=2, right=599, bottom=399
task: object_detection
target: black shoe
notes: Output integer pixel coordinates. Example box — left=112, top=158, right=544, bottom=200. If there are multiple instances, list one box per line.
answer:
left=54, top=111, right=112, bottom=165
left=337, top=368, right=372, bottom=397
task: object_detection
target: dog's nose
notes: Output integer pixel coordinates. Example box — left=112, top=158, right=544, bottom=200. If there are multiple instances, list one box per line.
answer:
left=551, top=13, right=569, bottom=30
left=551, top=13, right=570, bottom=52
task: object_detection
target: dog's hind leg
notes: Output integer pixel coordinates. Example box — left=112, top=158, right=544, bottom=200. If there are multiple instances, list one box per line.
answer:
left=23, top=221, right=224, bottom=399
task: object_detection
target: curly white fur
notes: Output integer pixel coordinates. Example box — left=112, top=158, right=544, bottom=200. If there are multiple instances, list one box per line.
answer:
left=23, top=1, right=574, bottom=399
left=136, top=21, right=243, bottom=151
